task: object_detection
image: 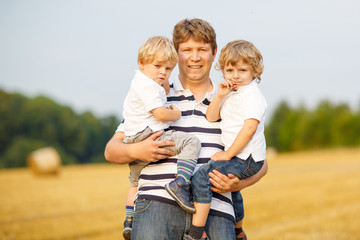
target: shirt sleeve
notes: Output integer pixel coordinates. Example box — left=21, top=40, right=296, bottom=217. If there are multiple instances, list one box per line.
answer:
left=242, top=92, right=267, bottom=122
left=132, top=78, right=166, bottom=112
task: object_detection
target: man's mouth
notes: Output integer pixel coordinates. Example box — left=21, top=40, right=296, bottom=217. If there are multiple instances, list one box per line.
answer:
left=189, top=65, right=202, bottom=69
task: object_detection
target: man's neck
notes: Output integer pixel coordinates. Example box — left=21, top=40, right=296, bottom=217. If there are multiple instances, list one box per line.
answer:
left=179, top=76, right=213, bottom=102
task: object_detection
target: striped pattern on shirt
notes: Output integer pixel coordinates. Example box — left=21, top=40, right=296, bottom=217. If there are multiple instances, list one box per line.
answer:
left=134, top=78, right=236, bottom=223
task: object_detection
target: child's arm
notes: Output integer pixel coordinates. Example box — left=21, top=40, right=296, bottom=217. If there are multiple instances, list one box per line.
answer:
left=211, top=118, right=259, bottom=161
left=206, top=81, right=232, bottom=122
left=151, top=105, right=181, bottom=122
left=163, top=81, right=170, bottom=95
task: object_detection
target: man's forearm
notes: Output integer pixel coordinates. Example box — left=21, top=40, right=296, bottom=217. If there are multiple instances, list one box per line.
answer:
left=104, top=131, right=134, bottom=164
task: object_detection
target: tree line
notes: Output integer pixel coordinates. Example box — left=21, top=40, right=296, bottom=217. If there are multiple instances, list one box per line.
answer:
left=265, top=100, right=360, bottom=152
left=1, top=88, right=359, bottom=168
left=0, top=89, right=120, bottom=168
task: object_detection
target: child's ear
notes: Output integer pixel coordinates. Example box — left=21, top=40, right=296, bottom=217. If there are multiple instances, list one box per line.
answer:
left=138, top=61, right=144, bottom=70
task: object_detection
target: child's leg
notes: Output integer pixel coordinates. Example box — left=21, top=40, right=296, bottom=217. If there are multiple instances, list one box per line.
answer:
left=235, top=220, right=247, bottom=240
left=163, top=131, right=201, bottom=213
left=176, top=158, right=197, bottom=183
left=186, top=163, right=215, bottom=239
left=187, top=202, right=211, bottom=239
left=125, top=186, right=137, bottom=218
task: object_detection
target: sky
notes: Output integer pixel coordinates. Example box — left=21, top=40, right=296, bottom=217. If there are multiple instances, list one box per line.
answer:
left=1, top=0, right=360, bottom=119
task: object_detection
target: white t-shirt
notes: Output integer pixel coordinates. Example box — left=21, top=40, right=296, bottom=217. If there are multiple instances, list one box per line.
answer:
left=220, top=80, right=267, bottom=161
left=122, top=70, right=169, bottom=136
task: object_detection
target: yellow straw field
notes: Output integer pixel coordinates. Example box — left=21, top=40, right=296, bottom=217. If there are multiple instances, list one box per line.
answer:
left=1, top=148, right=360, bottom=240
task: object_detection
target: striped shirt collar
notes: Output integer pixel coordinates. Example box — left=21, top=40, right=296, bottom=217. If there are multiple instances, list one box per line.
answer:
left=171, top=77, right=217, bottom=104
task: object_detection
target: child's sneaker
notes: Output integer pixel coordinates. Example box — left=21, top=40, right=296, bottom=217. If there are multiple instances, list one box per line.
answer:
left=123, top=216, right=133, bottom=240
left=236, top=230, right=247, bottom=240
left=183, top=234, right=208, bottom=240
left=165, top=177, right=195, bottom=213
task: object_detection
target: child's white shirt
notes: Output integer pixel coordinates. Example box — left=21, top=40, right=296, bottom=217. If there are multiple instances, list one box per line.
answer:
left=122, top=70, right=169, bottom=136
left=220, top=81, right=267, bottom=161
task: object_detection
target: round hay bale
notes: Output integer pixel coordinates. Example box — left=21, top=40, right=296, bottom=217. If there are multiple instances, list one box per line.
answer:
left=27, top=147, right=61, bottom=175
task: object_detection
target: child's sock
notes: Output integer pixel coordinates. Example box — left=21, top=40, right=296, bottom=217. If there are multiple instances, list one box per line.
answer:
left=235, top=227, right=243, bottom=236
left=188, top=225, right=204, bottom=239
left=177, top=159, right=197, bottom=183
left=125, top=205, right=134, bottom=219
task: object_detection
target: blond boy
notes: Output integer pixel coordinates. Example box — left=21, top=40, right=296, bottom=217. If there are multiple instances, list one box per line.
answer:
left=122, top=36, right=201, bottom=240
left=185, top=40, right=267, bottom=240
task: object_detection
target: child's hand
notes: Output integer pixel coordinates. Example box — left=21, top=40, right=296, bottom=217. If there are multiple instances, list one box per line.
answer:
left=168, top=105, right=182, bottom=120
left=211, top=151, right=232, bottom=161
left=217, top=81, right=233, bottom=97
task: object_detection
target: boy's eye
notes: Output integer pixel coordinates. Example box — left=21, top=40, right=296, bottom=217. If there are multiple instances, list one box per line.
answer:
left=154, top=65, right=161, bottom=68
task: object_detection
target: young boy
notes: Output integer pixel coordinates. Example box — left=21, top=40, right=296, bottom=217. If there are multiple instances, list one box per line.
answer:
left=184, top=40, right=267, bottom=240
left=121, top=36, right=201, bottom=240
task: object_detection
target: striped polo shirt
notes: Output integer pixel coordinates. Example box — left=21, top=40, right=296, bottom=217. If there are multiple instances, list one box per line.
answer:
left=118, top=77, right=236, bottom=222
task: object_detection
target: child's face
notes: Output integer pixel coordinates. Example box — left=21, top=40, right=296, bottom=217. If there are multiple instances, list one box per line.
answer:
left=139, top=57, right=175, bottom=87
left=222, top=60, right=255, bottom=90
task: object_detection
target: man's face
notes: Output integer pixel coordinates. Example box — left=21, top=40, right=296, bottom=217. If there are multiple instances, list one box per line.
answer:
left=177, top=38, right=216, bottom=83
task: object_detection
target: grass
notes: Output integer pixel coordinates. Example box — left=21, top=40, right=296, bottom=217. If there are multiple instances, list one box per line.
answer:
left=1, top=148, right=360, bottom=239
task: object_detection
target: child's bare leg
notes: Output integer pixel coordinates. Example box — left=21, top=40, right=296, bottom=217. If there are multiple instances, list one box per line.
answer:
left=192, top=202, right=211, bottom=226
left=126, top=186, right=137, bottom=207
left=187, top=202, right=211, bottom=239
left=235, top=219, right=247, bottom=239
left=125, top=186, right=137, bottom=218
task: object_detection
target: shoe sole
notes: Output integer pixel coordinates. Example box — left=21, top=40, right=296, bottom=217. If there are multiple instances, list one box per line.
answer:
left=123, top=228, right=131, bottom=240
left=165, top=184, right=196, bottom=213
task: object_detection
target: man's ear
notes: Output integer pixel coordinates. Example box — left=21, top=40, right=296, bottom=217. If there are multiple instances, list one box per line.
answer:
left=212, top=48, right=218, bottom=61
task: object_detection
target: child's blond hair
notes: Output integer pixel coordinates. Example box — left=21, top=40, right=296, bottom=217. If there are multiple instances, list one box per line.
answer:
left=216, top=40, right=264, bottom=81
left=138, top=36, right=178, bottom=66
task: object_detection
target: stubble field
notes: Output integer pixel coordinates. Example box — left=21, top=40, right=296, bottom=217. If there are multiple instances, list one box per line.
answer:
left=1, top=148, right=360, bottom=240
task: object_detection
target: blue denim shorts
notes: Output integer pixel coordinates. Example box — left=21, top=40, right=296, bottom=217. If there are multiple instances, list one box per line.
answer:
left=192, top=155, right=264, bottom=203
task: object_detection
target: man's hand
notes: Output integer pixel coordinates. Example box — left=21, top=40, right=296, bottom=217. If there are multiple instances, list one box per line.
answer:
left=104, top=130, right=175, bottom=164
left=209, top=160, right=268, bottom=193
left=209, top=170, right=243, bottom=193
left=133, top=131, right=175, bottom=162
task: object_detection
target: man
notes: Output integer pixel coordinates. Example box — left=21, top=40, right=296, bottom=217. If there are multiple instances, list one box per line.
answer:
left=105, top=18, right=268, bottom=240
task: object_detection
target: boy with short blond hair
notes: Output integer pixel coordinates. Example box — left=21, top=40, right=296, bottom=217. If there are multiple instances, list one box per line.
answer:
left=122, top=36, right=201, bottom=240
left=185, top=40, right=267, bottom=240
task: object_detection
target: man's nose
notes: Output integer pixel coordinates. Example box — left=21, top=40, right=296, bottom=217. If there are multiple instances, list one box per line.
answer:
left=190, top=50, right=200, bottom=61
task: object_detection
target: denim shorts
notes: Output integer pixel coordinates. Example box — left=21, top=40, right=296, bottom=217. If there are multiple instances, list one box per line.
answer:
left=192, top=155, right=264, bottom=203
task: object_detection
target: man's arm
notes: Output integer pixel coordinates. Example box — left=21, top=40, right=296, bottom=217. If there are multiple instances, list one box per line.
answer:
left=209, top=159, right=268, bottom=193
left=104, top=131, right=175, bottom=164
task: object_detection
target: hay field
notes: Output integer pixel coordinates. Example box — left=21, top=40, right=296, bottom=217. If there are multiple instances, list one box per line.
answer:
left=1, top=148, right=360, bottom=240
